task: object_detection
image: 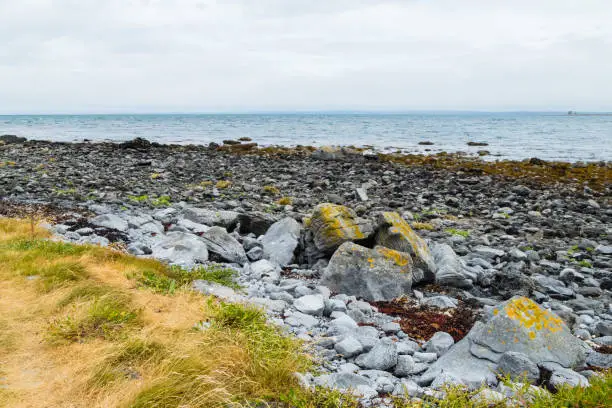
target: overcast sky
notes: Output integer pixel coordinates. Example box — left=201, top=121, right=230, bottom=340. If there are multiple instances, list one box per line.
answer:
left=0, top=0, right=611, bottom=113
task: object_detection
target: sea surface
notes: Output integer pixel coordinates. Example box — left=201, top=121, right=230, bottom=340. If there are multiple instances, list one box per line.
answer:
left=1, top=113, right=611, bottom=162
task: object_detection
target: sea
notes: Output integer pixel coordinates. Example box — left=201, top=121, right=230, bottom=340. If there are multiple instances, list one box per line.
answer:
left=1, top=112, right=611, bottom=162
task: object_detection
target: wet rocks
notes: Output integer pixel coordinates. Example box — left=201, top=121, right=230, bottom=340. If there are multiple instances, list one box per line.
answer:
left=320, top=242, right=415, bottom=301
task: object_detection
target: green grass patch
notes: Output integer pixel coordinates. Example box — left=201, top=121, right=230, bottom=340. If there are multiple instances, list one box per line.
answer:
left=48, top=293, right=139, bottom=343
left=57, top=282, right=120, bottom=308
left=33, top=261, right=90, bottom=292
left=133, top=264, right=239, bottom=294
left=445, top=228, right=470, bottom=238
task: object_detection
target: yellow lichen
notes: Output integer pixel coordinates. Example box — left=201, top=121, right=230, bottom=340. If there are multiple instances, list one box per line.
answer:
left=215, top=180, right=232, bottom=189
left=494, top=297, right=564, bottom=339
left=315, top=204, right=365, bottom=241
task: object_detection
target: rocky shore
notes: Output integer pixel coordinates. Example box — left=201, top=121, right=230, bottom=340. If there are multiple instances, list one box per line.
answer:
left=1, top=137, right=611, bottom=406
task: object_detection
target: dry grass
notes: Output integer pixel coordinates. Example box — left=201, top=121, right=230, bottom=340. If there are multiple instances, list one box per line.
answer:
left=0, top=218, right=312, bottom=408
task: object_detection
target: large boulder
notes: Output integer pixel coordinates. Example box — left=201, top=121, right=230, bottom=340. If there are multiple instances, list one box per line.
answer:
left=237, top=211, right=279, bottom=236
left=320, top=242, right=414, bottom=301
left=261, top=217, right=302, bottom=267
left=419, top=297, right=588, bottom=390
left=375, top=212, right=436, bottom=282
left=431, top=243, right=477, bottom=289
left=90, top=214, right=129, bottom=232
left=311, top=146, right=365, bottom=162
left=182, top=207, right=240, bottom=230
left=309, top=203, right=375, bottom=254
left=151, top=231, right=209, bottom=268
left=200, top=226, right=248, bottom=265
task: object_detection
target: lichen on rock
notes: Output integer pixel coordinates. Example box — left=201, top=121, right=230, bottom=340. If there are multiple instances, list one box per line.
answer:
left=376, top=211, right=436, bottom=282
left=309, top=203, right=374, bottom=253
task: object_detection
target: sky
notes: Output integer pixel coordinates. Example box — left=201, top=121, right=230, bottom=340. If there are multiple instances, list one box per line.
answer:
left=0, top=0, right=611, bottom=114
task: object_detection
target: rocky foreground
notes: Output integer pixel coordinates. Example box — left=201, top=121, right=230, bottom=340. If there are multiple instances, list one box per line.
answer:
left=1, top=137, right=611, bottom=406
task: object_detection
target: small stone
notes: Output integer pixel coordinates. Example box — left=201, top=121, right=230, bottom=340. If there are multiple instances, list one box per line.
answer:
left=294, top=294, right=325, bottom=316
left=335, top=337, right=364, bottom=358
left=246, top=246, right=263, bottom=261
left=355, top=338, right=398, bottom=370
left=382, top=322, right=401, bottom=334
left=421, top=296, right=458, bottom=309
left=414, top=352, right=438, bottom=363
left=394, top=355, right=415, bottom=377
left=424, top=332, right=455, bottom=357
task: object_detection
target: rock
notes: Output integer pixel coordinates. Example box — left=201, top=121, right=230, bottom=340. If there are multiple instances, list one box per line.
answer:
left=284, top=311, right=318, bottom=328
left=237, top=211, right=278, bottom=236
left=392, top=379, right=423, bottom=397
left=397, top=340, right=419, bottom=355
left=355, top=338, right=398, bottom=371
left=312, top=146, right=364, bottom=162
left=200, top=226, right=248, bottom=265
left=320, top=242, right=415, bottom=301
left=541, top=363, right=589, bottom=389
left=120, top=137, right=151, bottom=149
left=595, top=322, right=612, bottom=336
left=421, top=296, right=458, bottom=309
left=294, top=294, right=325, bottom=316
left=496, top=351, right=539, bottom=383
left=381, top=322, right=401, bottom=334
left=327, top=314, right=359, bottom=335
left=532, top=275, right=575, bottom=300
left=0, top=134, right=26, bottom=144
left=472, top=246, right=505, bottom=261
left=182, top=207, right=240, bottom=230
left=309, top=203, right=374, bottom=253
left=90, top=214, right=129, bottom=232
left=151, top=231, right=209, bottom=268
left=471, top=389, right=505, bottom=406
left=355, top=186, right=369, bottom=201
left=586, top=351, right=612, bottom=369
left=394, top=355, right=415, bottom=377
left=261, top=217, right=301, bottom=267
left=176, top=218, right=210, bottom=234
left=420, top=297, right=587, bottom=390
left=335, top=337, right=364, bottom=358
left=431, top=243, right=476, bottom=289
left=246, top=246, right=263, bottom=261
left=375, top=212, right=436, bottom=282
left=192, top=280, right=239, bottom=301
left=424, top=332, right=455, bottom=357
left=248, top=260, right=280, bottom=283
left=595, top=245, right=612, bottom=255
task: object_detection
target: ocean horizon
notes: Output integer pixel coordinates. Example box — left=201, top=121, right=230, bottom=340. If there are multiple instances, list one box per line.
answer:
left=1, top=112, right=611, bottom=162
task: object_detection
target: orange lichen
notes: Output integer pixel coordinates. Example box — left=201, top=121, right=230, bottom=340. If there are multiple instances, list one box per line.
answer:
left=494, top=297, right=564, bottom=341
left=313, top=204, right=366, bottom=241
left=375, top=246, right=411, bottom=269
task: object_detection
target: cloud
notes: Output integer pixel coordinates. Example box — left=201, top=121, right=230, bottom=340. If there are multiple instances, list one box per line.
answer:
left=0, top=0, right=611, bottom=113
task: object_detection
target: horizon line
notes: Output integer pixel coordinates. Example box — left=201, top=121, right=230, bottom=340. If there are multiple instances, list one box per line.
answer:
left=1, top=109, right=608, bottom=116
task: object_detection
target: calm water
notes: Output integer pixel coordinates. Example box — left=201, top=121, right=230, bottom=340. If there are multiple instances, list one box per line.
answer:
left=1, top=113, right=611, bottom=162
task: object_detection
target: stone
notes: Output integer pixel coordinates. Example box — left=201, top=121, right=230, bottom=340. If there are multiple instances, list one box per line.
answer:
left=414, top=352, right=438, bottom=363
left=294, top=294, right=325, bottom=316
left=248, top=260, right=281, bottom=283
left=327, top=314, right=359, bottom=335
left=182, top=207, right=240, bottom=229
left=595, top=245, right=612, bottom=255
left=586, top=351, right=612, bottom=369
left=532, top=275, right=575, bottom=300
left=392, top=379, right=423, bottom=397
left=309, top=203, right=374, bottom=253
left=394, top=355, right=415, bottom=377
left=541, top=363, right=589, bottom=389
left=321, top=373, right=377, bottom=398
left=375, top=212, right=436, bottom=282
left=151, top=231, right=209, bottom=268
left=397, top=340, right=419, bottom=355
left=355, top=338, right=398, bottom=371
left=496, top=351, right=539, bottom=383
left=595, top=321, right=612, bottom=336
left=261, top=217, right=301, bottom=266
left=381, top=322, right=401, bottom=334
left=431, top=243, right=476, bottom=289
left=335, top=337, right=364, bottom=358
left=468, top=297, right=588, bottom=368
left=472, top=246, right=505, bottom=261
left=0, top=134, right=26, bottom=144
left=237, top=211, right=278, bottom=236
left=421, top=296, right=458, bottom=309
left=176, top=218, right=210, bottom=234
left=284, top=311, right=318, bottom=328
left=321, top=242, right=415, bottom=302
left=192, top=280, right=239, bottom=301
left=312, top=146, right=364, bottom=162
left=420, top=297, right=588, bottom=390
left=246, top=246, right=263, bottom=261
left=201, top=226, right=248, bottom=265
left=424, top=332, right=455, bottom=357
left=90, top=214, right=129, bottom=232
left=471, top=389, right=506, bottom=406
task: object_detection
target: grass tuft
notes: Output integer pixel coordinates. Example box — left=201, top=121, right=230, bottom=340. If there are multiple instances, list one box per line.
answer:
left=133, top=264, right=239, bottom=294
left=445, top=228, right=470, bottom=238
